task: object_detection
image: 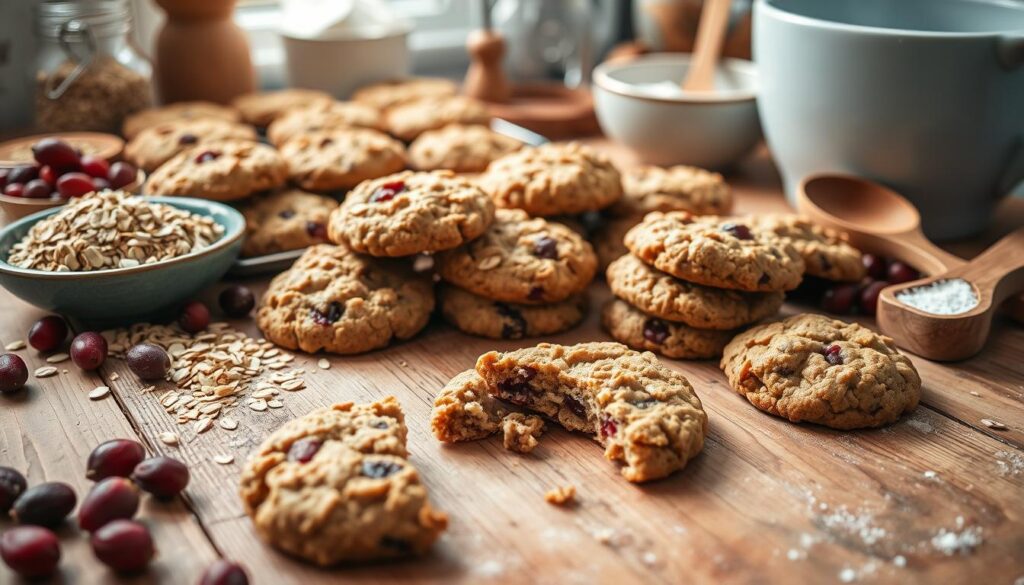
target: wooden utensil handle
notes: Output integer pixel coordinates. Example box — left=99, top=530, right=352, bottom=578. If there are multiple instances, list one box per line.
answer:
left=844, top=229, right=963, bottom=276
left=947, top=227, right=1024, bottom=308
left=681, top=0, right=733, bottom=91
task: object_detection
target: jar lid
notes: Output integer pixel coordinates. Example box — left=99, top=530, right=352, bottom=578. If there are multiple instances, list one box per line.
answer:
left=35, top=0, right=132, bottom=38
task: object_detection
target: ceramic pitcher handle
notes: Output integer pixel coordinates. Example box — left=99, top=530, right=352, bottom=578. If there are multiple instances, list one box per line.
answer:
left=997, top=35, right=1024, bottom=69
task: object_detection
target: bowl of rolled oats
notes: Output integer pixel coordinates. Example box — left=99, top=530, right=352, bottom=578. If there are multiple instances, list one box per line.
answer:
left=0, top=190, right=244, bottom=321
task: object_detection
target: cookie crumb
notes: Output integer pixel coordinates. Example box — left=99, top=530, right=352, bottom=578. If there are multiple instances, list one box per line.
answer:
left=544, top=485, right=576, bottom=506
left=502, top=413, right=545, bottom=454
left=922, top=470, right=939, bottom=480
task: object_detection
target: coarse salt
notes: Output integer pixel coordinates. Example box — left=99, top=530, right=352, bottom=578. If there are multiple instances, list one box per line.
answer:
left=895, top=278, right=978, bottom=315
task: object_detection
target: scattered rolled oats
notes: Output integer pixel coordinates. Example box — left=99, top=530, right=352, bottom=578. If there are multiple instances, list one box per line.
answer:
left=219, top=418, right=239, bottom=431
left=213, top=454, right=235, bottom=465
left=317, top=358, right=330, bottom=370
left=4, top=340, right=26, bottom=351
left=194, top=418, right=214, bottom=434
left=267, top=399, right=284, bottom=409
left=45, top=353, right=70, bottom=364
left=981, top=419, right=1008, bottom=431
left=34, top=366, right=58, bottom=378
left=89, top=386, right=111, bottom=400
left=159, top=432, right=179, bottom=446
left=249, top=399, right=268, bottom=412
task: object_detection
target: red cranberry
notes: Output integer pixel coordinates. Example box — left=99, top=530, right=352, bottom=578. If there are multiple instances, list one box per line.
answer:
left=821, top=283, right=859, bottom=314
left=12, top=482, right=77, bottom=527
left=600, top=417, right=618, bottom=438
left=28, top=315, right=68, bottom=352
left=722, top=223, right=754, bottom=240
left=200, top=559, right=250, bottom=585
left=125, top=343, right=170, bottom=380
left=642, top=318, right=670, bottom=344
left=24, top=178, right=52, bottom=199
left=39, top=165, right=58, bottom=186
left=0, top=466, right=28, bottom=512
left=32, top=138, right=80, bottom=168
left=858, top=280, right=889, bottom=316
left=78, top=477, right=139, bottom=532
left=0, top=526, right=61, bottom=578
left=533, top=236, right=559, bottom=260
left=8, top=164, right=39, bottom=185
left=90, top=519, right=154, bottom=574
left=132, top=456, right=190, bottom=499
left=107, top=162, right=137, bottom=189
left=287, top=438, right=322, bottom=463
left=887, top=261, right=919, bottom=284
left=822, top=344, right=843, bottom=366
left=70, top=331, right=108, bottom=371
left=79, top=155, right=110, bottom=179
left=369, top=180, right=406, bottom=203
left=310, top=301, right=344, bottom=325
left=178, top=300, right=210, bottom=333
left=92, top=177, right=111, bottom=191
left=219, top=285, right=256, bottom=317
left=305, top=221, right=327, bottom=239
left=3, top=183, right=25, bottom=197
left=862, top=254, right=888, bottom=280
left=87, top=439, right=146, bottom=481
left=194, top=150, right=220, bottom=164
left=0, top=353, right=29, bottom=394
left=56, top=172, right=96, bottom=198
left=178, top=133, right=198, bottom=145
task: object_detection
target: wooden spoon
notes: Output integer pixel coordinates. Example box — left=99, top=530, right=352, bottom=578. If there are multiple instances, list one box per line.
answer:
left=681, top=0, right=733, bottom=91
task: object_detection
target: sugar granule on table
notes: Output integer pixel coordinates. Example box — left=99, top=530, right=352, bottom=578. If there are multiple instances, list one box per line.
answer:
left=895, top=278, right=978, bottom=315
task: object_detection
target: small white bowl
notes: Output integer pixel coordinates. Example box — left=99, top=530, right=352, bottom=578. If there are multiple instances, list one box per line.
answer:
left=593, top=53, right=761, bottom=169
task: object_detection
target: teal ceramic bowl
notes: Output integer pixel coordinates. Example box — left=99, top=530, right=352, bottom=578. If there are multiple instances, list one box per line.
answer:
left=0, top=197, right=244, bottom=323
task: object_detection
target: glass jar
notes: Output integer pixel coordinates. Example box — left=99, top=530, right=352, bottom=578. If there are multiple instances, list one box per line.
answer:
left=34, top=0, right=154, bottom=134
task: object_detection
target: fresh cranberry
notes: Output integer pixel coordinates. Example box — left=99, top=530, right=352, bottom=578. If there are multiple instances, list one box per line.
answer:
left=0, top=466, right=27, bottom=512
left=56, top=172, right=96, bottom=198
left=178, top=300, right=210, bottom=333
left=87, top=439, right=146, bottom=481
left=369, top=180, right=406, bottom=203
left=23, top=179, right=51, bottom=198
left=125, top=343, right=170, bottom=380
left=39, top=165, right=58, bottom=186
left=858, top=280, right=889, bottom=316
left=887, top=261, right=919, bottom=284
left=28, top=315, right=68, bottom=352
left=200, top=560, right=250, bottom=585
left=862, top=254, right=888, bottom=280
left=7, top=164, right=39, bottom=185
left=642, top=318, right=670, bottom=344
left=12, top=482, right=77, bottom=527
left=305, top=221, right=327, bottom=239
left=822, top=344, right=843, bottom=366
left=600, top=417, right=618, bottom=438
left=0, top=526, right=61, bottom=578
left=70, top=331, right=108, bottom=371
left=219, top=285, right=255, bottom=317
left=132, top=457, right=190, bottom=499
left=32, top=138, right=80, bottom=168
left=821, top=283, right=859, bottom=314
left=79, top=155, right=110, bottom=179
left=178, top=133, right=198, bottom=145
left=194, top=150, right=220, bottom=164
left=533, top=236, right=559, bottom=260
left=90, top=520, right=154, bottom=574
left=722, top=223, right=754, bottom=240
left=78, top=477, right=139, bottom=532
left=0, top=354, right=29, bottom=394
left=3, top=183, right=25, bottom=197
left=287, top=438, right=322, bottom=463
left=107, top=162, right=137, bottom=189
left=311, top=301, right=344, bottom=325
left=92, top=177, right=111, bottom=191
left=361, top=460, right=403, bottom=478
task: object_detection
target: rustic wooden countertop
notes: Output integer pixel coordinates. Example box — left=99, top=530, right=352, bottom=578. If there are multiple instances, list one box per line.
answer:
left=1, top=145, right=1022, bottom=584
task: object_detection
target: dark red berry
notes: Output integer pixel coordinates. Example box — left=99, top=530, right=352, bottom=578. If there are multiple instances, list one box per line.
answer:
left=822, top=344, right=843, bottom=366
left=369, top=180, right=406, bottom=203
left=527, top=286, right=545, bottom=301
left=495, top=366, right=537, bottom=403
left=107, top=162, right=137, bottom=189
left=287, top=438, right=322, bottom=463
left=125, top=343, right=170, bottom=380
left=178, top=300, right=210, bottom=333
left=642, top=318, right=670, bottom=344
left=600, top=417, right=618, bottom=438
left=132, top=456, right=190, bottom=499
left=90, top=520, right=154, bottom=574
left=361, top=460, right=403, bottom=478
left=862, top=253, right=887, bottom=280
left=3, top=183, right=25, bottom=197
left=821, top=283, right=858, bottom=314
left=78, top=477, right=139, bottom=532
left=87, top=439, right=146, bottom=481
left=12, top=482, right=77, bottom=527
left=79, top=155, right=110, bottom=179
left=0, top=466, right=28, bottom=512
left=32, top=138, right=80, bottom=168
left=56, top=172, right=96, bottom=198
left=178, top=133, right=198, bottom=145
left=24, top=178, right=53, bottom=199
left=533, top=236, right=559, bottom=260
left=858, top=280, right=889, bottom=316
left=39, top=165, right=58, bottom=186
left=305, top=221, right=327, bottom=239
left=219, top=285, right=255, bottom=317
left=0, top=526, right=61, bottom=578
left=887, top=261, right=919, bottom=285
left=310, top=301, right=343, bottom=325
left=194, top=150, right=220, bottom=164
left=70, top=331, right=107, bottom=371
left=7, top=164, right=39, bottom=185
left=0, top=353, right=29, bottom=394
left=722, top=223, right=753, bottom=240
left=28, top=315, right=68, bottom=352
left=200, top=559, right=250, bottom=585
left=564, top=396, right=588, bottom=420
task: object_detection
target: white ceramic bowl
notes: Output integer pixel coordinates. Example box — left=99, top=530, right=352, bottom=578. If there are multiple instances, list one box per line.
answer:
left=282, top=23, right=412, bottom=99
left=593, top=54, right=761, bottom=169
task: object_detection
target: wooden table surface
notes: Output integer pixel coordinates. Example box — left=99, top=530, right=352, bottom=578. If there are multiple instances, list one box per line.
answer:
left=1, top=146, right=1022, bottom=585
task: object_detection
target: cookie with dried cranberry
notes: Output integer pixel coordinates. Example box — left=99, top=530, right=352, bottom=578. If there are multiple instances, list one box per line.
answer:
left=255, top=244, right=434, bottom=354
left=475, top=341, right=707, bottom=483
left=385, top=96, right=491, bottom=142
left=239, top=398, right=448, bottom=565
left=478, top=142, right=623, bottom=216
left=720, top=313, right=921, bottom=429
left=279, top=129, right=407, bottom=192
left=328, top=171, right=494, bottom=257
left=267, top=101, right=385, bottom=146
left=752, top=214, right=865, bottom=282
left=624, top=212, right=805, bottom=292
left=431, top=369, right=509, bottom=443
left=601, top=299, right=734, bottom=360
left=241, top=189, right=339, bottom=257
left=592, top=215, right=636, bottom=274
left=124, top=117, right=258, bottom=172
left=146, top=139, right=288, bottom=201
left=610, top=164, right=733, bottom=218
left=408, top=124, right=522, bottom=173
left=352, top=78, right=459, bottom=110
left=436, top=209, right=597, bottom=304
left=122, top=101, right=242, bottom=140
left=231, top=88, right=334, bottom=127
left=440, top=284, right=588, bottom=340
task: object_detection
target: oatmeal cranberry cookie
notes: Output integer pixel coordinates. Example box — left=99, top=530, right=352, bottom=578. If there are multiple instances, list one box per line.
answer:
left=624, top=212, right=805, bottom=292
left=239, top=398, right=448, bottom=565
left=752, top=214, right=865, bottom=282
left=124, top=117, right=258, bottom=172
left=475, top=341, right=707, bottom=482
left=266, top=101, right=385, bottom=146
left=385, top=96, right=491, bottom=142
left=440, top=284, right=588, bottom=340
left=241, top=189, right=339, bottom=257
left=408, top=124, right=522, bottom=173
left=328, top=171, right=495, bottom=257
left=606, top=254, right=784, bottom=330
left=720, top=313, right=921, bottom=429
left=231, top=88, right=333, bottom=127
left=146, top=139, right=288, bottom=201
left=611, top=164, right=733, bottom=218
left=279, top=129, right=407, bottom=192
left=256, top=244, right=434, bottom=354
left=436, top=209, right=597, bottom=304
left=502, top=413, right=545, bottom=454
left=601, top=299, right=734, bottom=360
left=593, top=215, right=636, bottom=273
left=352, top=78, right=458, bottom=110
left=431, top=369, right=509, bottom=443
left=478, top=142, right=623, bottom=216
left=122, top=101, right=241, bottom=140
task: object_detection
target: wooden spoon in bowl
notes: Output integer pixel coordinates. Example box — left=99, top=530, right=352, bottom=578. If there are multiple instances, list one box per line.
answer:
left=681, top=0, right=733, bottom=92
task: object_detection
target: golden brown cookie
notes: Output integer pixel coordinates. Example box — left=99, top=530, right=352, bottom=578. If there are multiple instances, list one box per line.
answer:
left=279, top=129, right=407, bottom=192
left=122, top=101, right=241, bottom=140
left=145, top=140, right=288, bottom=201
left=440, top=284, right=588, bottom=340
left=430, top=369, right=509, bottom=443
left=124, top=117, right=258, bottom=172
left=611, top=164, right=733, bottom=218
left=408, top=124, right=522, bottom=173
left=352, top=78, right=458, bottom=110
left=266, top=101, right=385, bottom=146
left=241, top=189, right=339, bottom=257
left=601, top=298, right=734, bottom=360
left=752, top=214, right=865, bottom=282
left=231, top=89, right=333, bottom=126
left=385, top=96, right=491, bottom=142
